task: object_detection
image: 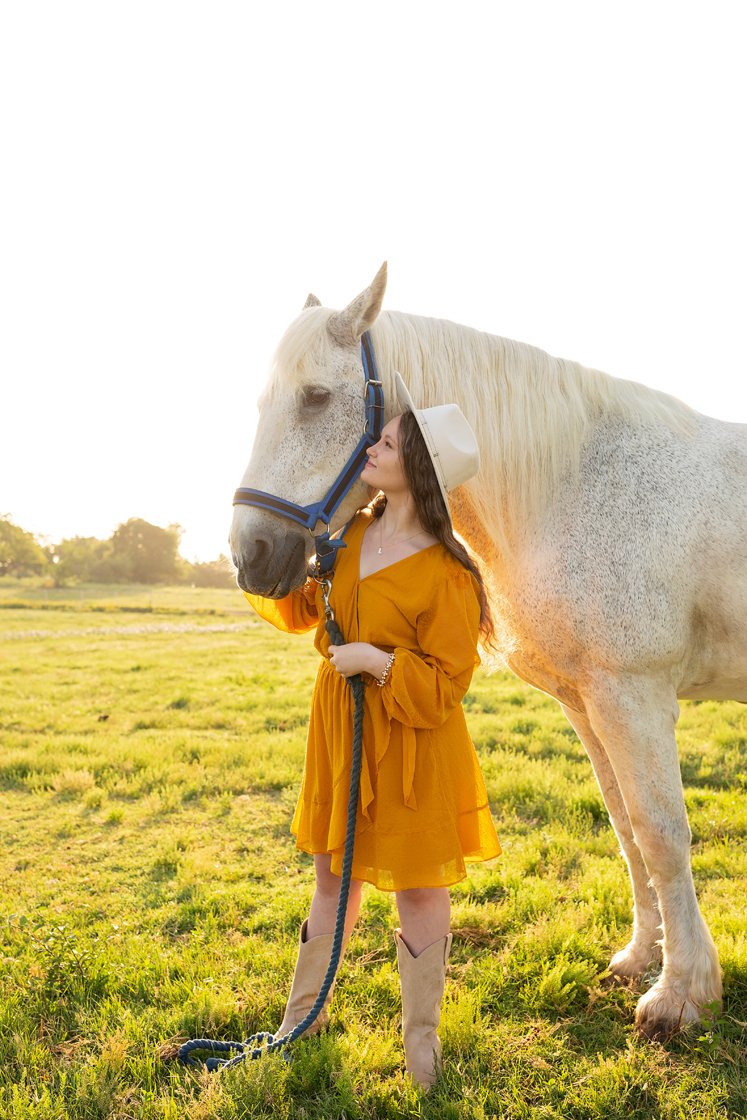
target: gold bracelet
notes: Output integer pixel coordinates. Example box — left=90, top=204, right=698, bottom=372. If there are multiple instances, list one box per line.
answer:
left=376, top=652, right=395, bottom=688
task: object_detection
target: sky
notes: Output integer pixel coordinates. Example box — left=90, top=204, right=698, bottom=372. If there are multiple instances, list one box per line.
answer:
left=1, top=2, right=745, bottom=562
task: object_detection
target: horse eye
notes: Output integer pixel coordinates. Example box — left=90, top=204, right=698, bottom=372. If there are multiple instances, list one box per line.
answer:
left=302, top=386, right=331, bottom=409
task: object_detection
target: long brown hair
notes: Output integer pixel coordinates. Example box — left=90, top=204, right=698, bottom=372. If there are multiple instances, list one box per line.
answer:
left=369, top=410, right=495, bottom=647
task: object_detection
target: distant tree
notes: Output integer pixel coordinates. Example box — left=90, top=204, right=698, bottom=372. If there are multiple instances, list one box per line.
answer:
left=186, top=555, right=237, bottom=589
left=1, top=515, right=234, bottom=588
left=0, top=515, right=49, bottom=576
left=109, top=518, right=183, bottom=584
left=49, top=535, right=113, bottom=586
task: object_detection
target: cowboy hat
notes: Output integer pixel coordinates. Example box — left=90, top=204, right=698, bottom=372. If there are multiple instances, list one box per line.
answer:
left=394, top=372, right=480, bottom=514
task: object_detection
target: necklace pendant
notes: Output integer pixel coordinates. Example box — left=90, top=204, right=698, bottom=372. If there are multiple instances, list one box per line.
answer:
left=377, top=546, right=382, bottom=554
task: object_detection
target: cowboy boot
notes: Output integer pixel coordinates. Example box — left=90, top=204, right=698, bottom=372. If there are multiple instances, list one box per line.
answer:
left=395, top=928, right=452, bottom=1088
left=276, top=919, right=348, bottom=1039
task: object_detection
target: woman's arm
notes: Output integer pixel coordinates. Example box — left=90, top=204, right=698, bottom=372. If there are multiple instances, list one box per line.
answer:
left=243, top=578, right=320, bottom=634
left=381, top=568, right=481, bottom=728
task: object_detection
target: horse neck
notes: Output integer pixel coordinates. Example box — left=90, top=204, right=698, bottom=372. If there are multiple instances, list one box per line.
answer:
left=369, top=310, right=693, bottom=562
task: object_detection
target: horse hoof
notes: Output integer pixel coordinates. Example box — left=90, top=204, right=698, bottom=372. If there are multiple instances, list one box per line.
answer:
left=600, top=970, right=636, bottom=991
left=608, top=939, right=662, bottom=981
left=634, top=982, right=707, bottom=1041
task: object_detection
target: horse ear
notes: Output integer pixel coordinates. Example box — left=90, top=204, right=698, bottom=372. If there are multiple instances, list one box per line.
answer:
left=327, top=262, right=388, bottom=346
left=303, top=293, right=322, bottom=309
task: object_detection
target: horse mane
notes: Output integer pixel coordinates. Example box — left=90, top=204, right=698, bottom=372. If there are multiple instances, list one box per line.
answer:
left=269, top=305, right=696, bottom=560
left=369, top=310, right=696, bottom=554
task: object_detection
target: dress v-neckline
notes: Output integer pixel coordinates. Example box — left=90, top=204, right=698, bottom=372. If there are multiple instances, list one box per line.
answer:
left=357, top=518, right=439, bottom=583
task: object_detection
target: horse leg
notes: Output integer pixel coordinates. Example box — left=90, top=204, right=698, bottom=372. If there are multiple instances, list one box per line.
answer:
left=583, top=676, right=722, bottom=1039
left=560, top=703, right=662, bottom=978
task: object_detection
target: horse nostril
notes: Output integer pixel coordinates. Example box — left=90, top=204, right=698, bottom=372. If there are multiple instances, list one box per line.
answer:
left=244, top=535, right=271, bottom=573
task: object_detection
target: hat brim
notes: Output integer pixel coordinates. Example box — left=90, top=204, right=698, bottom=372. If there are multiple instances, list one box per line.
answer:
left=393, top=371, right=452, bottom=517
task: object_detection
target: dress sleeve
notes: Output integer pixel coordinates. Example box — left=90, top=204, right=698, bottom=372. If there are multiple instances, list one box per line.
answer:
left=243, top=578, right=320, bottom=634
left=380, top=566, right=481, bottom=729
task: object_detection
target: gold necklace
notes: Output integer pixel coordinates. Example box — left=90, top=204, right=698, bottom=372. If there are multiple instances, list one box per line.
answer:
left=377, top=520, right=423, bottom=555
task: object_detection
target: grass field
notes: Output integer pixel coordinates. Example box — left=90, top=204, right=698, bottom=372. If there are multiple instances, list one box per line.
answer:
left=1, top=580, right=747, bottom=1119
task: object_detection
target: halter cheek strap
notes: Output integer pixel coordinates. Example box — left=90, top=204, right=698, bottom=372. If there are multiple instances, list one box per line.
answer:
left=232, top=331, right=385, bottom=576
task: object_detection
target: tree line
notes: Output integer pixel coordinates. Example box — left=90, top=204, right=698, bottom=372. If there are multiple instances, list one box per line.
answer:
left=0, top=515, right=235, bottom=588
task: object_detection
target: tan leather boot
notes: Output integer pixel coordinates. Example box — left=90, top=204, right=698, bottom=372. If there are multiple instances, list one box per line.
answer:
left=276, top=920, right=347, bottom=1039
left=395, top=928, right=452, bottom=1088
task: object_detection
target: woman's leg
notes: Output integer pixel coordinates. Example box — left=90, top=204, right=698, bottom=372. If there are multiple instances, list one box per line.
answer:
left=307, top=853, right=363, bottom=938
left=395, top=888, right=450, bottom=955
left=277, top=854, right=362, bottom=1037
left=394, top=887, right=452, bottom=1089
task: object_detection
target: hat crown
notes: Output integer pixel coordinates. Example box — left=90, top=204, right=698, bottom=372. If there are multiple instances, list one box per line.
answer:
left=393, top=373, right=480, bottom=513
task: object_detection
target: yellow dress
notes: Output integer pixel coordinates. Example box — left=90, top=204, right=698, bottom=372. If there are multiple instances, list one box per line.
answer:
left=245, top=510, right=501, bottom=891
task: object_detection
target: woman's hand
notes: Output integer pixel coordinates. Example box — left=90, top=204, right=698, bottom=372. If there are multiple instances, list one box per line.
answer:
left=328, top=642, right=391, bottom=679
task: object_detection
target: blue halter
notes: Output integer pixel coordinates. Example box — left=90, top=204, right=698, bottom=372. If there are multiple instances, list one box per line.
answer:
left=233, top=331, right=385, bottom=576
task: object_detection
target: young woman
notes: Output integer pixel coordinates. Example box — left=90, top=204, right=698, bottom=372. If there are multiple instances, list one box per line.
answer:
left=244, top=373, right=501, bottom=1087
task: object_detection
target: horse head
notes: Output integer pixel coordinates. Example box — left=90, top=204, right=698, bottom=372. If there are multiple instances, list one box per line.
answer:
left=230, top=263, right=389, bottom=597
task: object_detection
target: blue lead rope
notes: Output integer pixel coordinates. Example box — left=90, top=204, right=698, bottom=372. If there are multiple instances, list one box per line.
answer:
left=177, top=616, right=364, bottom=1072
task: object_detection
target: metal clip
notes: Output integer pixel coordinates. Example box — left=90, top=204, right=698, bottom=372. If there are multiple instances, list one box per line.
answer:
left=316, top=576, right=334, bottom=622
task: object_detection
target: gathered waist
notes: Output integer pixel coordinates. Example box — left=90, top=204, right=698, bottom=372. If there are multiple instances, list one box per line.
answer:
left=313, top=654, right=417, bottom=818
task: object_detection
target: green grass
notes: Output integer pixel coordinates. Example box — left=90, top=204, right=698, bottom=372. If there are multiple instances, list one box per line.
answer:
left=1, top=582, right=746, bottom=1118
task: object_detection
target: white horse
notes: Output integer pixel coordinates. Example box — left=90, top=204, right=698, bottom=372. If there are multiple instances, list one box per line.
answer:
left=230, top=263, right=747, bottom=1040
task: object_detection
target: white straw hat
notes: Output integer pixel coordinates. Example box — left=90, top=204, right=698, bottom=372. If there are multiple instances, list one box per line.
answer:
left=394, top=372, right=480, bottom=514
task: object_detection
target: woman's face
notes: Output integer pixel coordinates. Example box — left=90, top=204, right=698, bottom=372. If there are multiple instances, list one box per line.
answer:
left=360, top=414, right=407, bottom=494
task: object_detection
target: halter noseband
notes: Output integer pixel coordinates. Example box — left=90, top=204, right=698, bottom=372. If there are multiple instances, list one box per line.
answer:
left=233, top=331, right=385, bottom=577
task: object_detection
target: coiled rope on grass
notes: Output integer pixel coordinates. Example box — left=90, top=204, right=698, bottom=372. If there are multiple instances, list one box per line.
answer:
left=177, top=616, right=363, bottom=1072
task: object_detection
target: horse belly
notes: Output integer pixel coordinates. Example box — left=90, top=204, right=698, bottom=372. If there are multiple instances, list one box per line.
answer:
left=678, top=580, right=747, bottom=701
